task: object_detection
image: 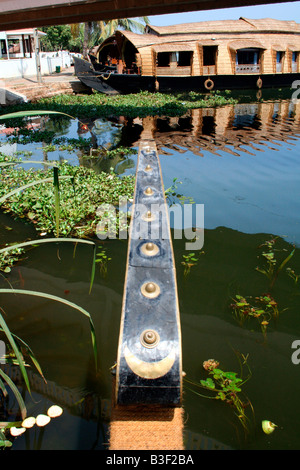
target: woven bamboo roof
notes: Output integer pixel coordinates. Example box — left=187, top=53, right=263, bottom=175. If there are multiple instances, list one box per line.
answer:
left=113, top=30, right=214, bottom=49
left=97, top=17, right=300, bottom=56
left=228, top=39, right=266, bottom=50
left=146, top=17, right=300, bottom=35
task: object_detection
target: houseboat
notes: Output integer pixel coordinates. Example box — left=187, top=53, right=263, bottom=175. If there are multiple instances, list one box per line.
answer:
left=74, top=17, right=300, bottom=94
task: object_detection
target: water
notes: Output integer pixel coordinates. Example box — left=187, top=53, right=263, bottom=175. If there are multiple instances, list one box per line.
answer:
left=1, top=97, right=300, bottom=449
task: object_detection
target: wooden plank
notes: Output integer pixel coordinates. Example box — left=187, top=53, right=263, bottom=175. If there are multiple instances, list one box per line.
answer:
left=115, top=140, right=182, bottom=406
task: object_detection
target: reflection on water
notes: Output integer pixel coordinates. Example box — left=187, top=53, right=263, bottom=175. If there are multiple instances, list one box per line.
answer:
left=1, top=98, right=300, bottom=450
left=118, top=100, right=300, bottom=247
left=124, top=100, right=300, bottom=158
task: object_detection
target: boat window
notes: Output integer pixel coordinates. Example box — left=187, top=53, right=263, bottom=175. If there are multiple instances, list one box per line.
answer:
left=203, top=46, right=217, bottom=66
left=157, top=52, right=170, bottom=67
left=177, top=51, right=192, bottom=66
left=276, top=51, right=284, bottom=63
left=236, top=48, right=259, bottom=65
left=292, top=52, right=298, bottom=63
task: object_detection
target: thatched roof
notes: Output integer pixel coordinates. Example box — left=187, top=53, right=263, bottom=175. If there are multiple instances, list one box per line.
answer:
left=112, top=30, right=215, bottom=50
left=146, top=17, right=300, bottom=35
left=228, top=39, right=266, bottom=51
left=97, top=17, right=300, bottom=56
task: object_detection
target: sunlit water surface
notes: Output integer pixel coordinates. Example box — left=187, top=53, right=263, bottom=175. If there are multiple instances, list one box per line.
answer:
left=1, top=97, right=300, bottom=449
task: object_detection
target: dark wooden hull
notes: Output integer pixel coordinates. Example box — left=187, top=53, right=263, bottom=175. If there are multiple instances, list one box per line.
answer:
left=74, top=57, right=300, bottom=94
left=116, top=141, right=182, bottom=405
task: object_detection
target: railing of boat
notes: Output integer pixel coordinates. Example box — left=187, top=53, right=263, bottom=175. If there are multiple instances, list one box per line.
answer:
left=235, top=64, right=261, bottom=74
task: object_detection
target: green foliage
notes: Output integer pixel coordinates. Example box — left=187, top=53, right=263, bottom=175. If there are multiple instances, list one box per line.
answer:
left=256, top=236, right=295, bottom=288
left=185, top=353, right=254, bottom=434
left=230, top=293, right=279, bottom=340
left=181, top=251, right=204, bottom=278
left=229, top=236, right=299, bottom=340
left=95, top=246, right=112, bottom=278
left=0, top=247, right=25, bottom=273
left=0, top=91, right=237, bottom=121
left=0, top=156, right=135, bottom=239
left=40, top=25, right=73, bottom=52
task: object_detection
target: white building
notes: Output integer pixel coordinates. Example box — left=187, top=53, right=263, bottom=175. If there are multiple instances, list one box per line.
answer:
left=0, top=28, right=72, bottom=79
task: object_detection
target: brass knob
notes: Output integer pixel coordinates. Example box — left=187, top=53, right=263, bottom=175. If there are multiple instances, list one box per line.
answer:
left=141, top=210, right=155, bottom=221
left=144, top=187, right=153, bottom=196
left=145, top=164, right=152, bottom=172
left=141, top=281, right=160, bottom=298
left=146, top=282, right=155, bottom=293
left=140, top=242, right=159, bottom=257
left=140, top=329, right=160, bottom=348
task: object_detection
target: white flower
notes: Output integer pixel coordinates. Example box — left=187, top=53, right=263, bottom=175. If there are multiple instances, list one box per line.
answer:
left=10, top=427, right=26, bottom=436
left=36, top=414, right=51, bottom=427
left=47, top=405, right=63, bottom=418
left=22, top=417, right=36, bottom=428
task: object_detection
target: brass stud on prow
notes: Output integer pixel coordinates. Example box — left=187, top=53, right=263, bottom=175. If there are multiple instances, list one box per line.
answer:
left=140, top=329, right=160, bottom=348
left=144, top=187, right=153, bottom=196
left=141, top=281, right=160, bottom=298
left=141, top=242, right=159, bottom=257
left=141, top=210, right=155, bottom=221
left=145, top=164, right=152, bottom=172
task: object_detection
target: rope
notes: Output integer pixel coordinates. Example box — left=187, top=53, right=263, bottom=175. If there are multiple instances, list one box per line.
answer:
left=109, top=379, right=184, bottom=450
left=99, top=71, right=112, bottom=80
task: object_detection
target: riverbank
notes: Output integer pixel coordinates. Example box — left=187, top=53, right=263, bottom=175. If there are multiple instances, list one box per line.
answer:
left=1, top=67, right=90, bottom=104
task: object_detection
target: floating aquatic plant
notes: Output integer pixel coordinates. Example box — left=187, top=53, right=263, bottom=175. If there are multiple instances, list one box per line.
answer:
left=95, top=246, right=112, bottom=278
left=286, top=267, right=299, bottom=284
left=256, top=236, right=295, bottom=289
left=184, top=352, right=254, bottom=434
left=0, top=156, right=135, bottom=239
left=181, top=252, right=200, bottom=278
left=0, top=91, right=237, bottom=122
left=230, top=293, right=280, bottom=340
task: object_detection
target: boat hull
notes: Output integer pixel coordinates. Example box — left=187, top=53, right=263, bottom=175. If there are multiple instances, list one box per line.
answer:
left=74, top=57, right=300, bottom=94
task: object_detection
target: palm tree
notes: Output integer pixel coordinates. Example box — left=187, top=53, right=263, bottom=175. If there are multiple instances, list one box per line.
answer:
left=104, top=17, right=149, bottom=38
left=82, top=17, right=149, bottom=57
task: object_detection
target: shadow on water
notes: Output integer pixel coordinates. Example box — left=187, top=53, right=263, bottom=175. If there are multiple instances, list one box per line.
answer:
left=1, top=94, right=300, bottom=449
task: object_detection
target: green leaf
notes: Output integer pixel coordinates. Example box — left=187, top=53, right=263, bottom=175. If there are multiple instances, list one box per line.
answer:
left=0, top=312, right=31, bottom=394
left=0, top=175, right=73, bottom=206
left=0, top=368, right=27, bottom=420
left=0, top=289, right=98, bottom=371
left=200, top=377, right=215, bottom=389
left=0, top=439, right=12, bottom=448
left=0, top=110, right=75, bottom=121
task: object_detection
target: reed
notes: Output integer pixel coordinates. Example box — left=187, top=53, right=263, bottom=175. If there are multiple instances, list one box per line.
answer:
left=0, top=289, right=98, bottom=371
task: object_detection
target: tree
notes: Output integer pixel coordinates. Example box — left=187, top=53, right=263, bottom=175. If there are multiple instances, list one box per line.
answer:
left=103, top=17, right=149, bottom=38
left=81, top=17, right=150, bottom=57
left=40, top=25, right=73, bottom=51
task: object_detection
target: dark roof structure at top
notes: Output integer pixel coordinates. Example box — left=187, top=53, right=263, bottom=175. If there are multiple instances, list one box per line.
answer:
left=0, top=0, right=298, bottom=31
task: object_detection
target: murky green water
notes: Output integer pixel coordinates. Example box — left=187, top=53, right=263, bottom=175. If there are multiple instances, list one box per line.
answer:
left=1, top=96, right=300, bottom=449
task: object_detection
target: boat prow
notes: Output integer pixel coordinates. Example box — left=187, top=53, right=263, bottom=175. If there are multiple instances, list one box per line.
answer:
left=74, top=56, right=119, bottom=95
